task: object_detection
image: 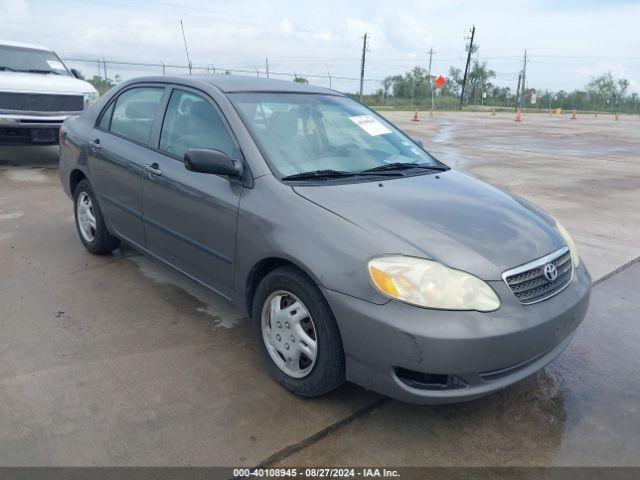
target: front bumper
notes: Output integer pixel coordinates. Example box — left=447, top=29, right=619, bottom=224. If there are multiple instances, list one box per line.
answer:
left=324, top=264, right=591, bottom=404
left=0, top=113, right=78, bottom=145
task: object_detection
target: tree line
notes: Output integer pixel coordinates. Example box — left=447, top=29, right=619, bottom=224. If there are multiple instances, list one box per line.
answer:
left=74, top=63, right=638, bottom=114
left=359, top=61, right=638, bottom=114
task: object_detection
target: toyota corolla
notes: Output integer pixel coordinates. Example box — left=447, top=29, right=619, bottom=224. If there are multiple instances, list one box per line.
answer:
left=59, top=75, right=591, bottom=404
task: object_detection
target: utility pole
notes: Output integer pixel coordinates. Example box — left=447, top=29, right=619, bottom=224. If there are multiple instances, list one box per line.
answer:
left=427, top=48, right=435, bottom=114
left=516, top=73, right=522, bottom=111
left=459, top=25, right=475, bottom=110
left=359, top=32, right=368, bottom=102
left=265, top=57, right=269, bottom=78
left=427, top=47, right=434, bottom=90
left=520, top=50, right=527, bottom=110
left=180, top=19, right=192, bottom=75
left=102, top=56, right=108, bottom=84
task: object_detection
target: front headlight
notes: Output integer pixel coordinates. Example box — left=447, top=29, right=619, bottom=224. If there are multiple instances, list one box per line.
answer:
left=83, top=92, right=99, bottom=106
left=368, top=256, right=500, bottom=312
left=554, top=220, right=580, bottom=267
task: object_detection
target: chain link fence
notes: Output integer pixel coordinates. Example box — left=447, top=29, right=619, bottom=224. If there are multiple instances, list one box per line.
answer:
left=61, top=57, right=383, bottom=96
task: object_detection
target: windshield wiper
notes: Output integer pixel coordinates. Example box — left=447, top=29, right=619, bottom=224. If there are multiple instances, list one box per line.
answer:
left=282, top=169, right=357, bottom=181
left=0, top=66, right=16, bottom=71
left=20, top=69, right=60, bottom=75
left=360, top=162, right=449, bottom=173
left=282, top=168, right=404, bottom=181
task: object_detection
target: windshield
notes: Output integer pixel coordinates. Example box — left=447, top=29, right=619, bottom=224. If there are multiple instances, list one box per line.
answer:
left=229, top=92, right=442, bottom=178
left=0, top=45, right=70, bottom=76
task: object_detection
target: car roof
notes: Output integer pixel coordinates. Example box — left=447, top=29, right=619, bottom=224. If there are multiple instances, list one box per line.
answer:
left=0, top=39, right=53, bottom=52
left=125, top=74, right=342, bottom=95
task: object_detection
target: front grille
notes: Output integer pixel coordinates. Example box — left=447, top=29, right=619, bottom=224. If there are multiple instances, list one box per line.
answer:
left=0, top=91, right=84, bottom=113
left=503, top=248, right=573, bottom=304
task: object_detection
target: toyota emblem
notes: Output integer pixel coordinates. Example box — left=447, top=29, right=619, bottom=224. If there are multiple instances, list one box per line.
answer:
left=543, top=263, right=558, bottom=282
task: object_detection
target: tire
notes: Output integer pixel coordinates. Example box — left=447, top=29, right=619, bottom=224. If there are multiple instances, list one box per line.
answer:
left=73, top=179, right=120, bottom=254
left=251, top=265, right=346, bottom=397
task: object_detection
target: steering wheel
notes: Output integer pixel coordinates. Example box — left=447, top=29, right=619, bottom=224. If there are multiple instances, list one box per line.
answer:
left=335, top=143, right=359, bottom=155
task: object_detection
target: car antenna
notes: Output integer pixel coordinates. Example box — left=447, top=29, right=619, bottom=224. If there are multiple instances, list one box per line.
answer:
left=180, top=19, right=192, bottom=75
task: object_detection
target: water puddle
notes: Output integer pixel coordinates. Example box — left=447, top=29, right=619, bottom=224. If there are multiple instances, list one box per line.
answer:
left=429, top=120, right=470, bottom=169
left=128, top=251, right=244, bottom=329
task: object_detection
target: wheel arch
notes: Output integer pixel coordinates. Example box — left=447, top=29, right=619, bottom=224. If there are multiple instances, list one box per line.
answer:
left=69, top=168, right=88, bottom=196
left=244, top=256, right=324, bottom=317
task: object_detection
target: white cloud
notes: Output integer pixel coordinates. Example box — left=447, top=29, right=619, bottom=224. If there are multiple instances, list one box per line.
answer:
left=576, top=63, right=626, bottom=79
left=2, top=0, right=638, bottom=94
left=280, top=18, right=294, bottom=35
left=314, top=31, right=332, bottom=42
left=0, top=0, right=28, bottom=15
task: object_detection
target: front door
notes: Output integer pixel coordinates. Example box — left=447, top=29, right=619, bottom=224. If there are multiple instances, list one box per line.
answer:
left=141, top=87, right=242, bottom=299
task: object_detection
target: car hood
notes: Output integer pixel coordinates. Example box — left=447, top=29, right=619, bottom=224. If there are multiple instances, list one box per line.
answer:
left=293, top=169, right=564, bottom=280
left=0, top=71, right=96, bottom=94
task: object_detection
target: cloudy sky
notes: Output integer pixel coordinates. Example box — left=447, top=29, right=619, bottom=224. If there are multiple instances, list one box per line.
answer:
left=3, top=0, right=640, bottom=94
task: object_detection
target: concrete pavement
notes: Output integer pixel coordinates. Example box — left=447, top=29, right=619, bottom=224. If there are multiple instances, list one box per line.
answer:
left=0, top=112, right=639, bottom=466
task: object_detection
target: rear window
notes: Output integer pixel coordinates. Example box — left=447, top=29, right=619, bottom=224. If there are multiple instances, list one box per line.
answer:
left=109, top=87, right=164, bottom=145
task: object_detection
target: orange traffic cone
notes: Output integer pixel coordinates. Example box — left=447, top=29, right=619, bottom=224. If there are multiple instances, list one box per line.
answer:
left=615, top=113, right=619, bottom=121
left=571, top=110, right=577, bottom=120
left=411, top=109, right=420, bottom=122
left=429, top=109, right=433, bottom=117
left=595, top=112, right=599, bottom=118
left=515, top=111, right=522, bottom=122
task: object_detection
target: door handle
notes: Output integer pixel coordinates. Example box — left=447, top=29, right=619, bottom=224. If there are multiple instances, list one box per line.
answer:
left=89, top=138, right=101, bottom=150
left=144, top=163, right=162, bottom=177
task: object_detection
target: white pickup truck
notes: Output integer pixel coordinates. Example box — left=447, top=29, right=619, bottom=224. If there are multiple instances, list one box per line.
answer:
left=0, top=40, right=98, bottom=145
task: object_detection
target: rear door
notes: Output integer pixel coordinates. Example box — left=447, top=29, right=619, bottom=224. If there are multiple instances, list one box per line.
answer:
left=89, top=85, right=166, bottom=247
left=141, top=86, right=243, bottom=299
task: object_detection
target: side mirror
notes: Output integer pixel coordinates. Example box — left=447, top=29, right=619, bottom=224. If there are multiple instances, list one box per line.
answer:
left=412, top=137, right=424, bottom=148
left=70, top=68, right=81, bottom=79
left=184, top=149, right=242, bottom=177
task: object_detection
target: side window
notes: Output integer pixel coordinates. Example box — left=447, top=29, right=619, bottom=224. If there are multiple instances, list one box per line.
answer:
left=97, top=101, right=114, bottom=130
left=159, top=89, right=234, bottom=159
left=109, top=87, right=164, bottom=145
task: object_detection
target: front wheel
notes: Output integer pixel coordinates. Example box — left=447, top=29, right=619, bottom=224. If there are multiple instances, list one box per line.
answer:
left=252, top=266, right=345, bottom=397
left=73, top=179, right=120, bottom=254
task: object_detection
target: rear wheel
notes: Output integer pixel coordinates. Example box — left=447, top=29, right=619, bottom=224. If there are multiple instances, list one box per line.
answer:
left=252, top=266, right=345, bottom=397
left=73, top=180, right=120, bottom=254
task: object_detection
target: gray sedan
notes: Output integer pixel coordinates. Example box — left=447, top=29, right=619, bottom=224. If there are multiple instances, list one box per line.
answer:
left=59, top=75, right=591, bottom=404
